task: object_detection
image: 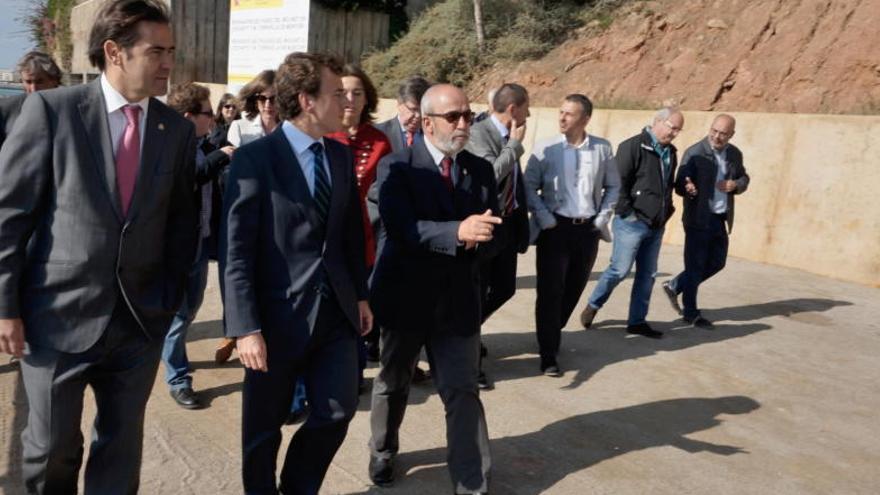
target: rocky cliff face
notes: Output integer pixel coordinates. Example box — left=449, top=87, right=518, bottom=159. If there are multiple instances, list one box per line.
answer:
left=471, top=0, right=880, bottom=114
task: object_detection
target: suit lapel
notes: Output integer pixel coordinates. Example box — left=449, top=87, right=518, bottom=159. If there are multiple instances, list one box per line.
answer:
left=126, top=99, right=163, bottom=222
left=411, top=141, right=454, bottom=215
left=270, top=129, right=322, bottom=229
left=77, top=80, right=124, bottom=223
left=325, top=140, right=348, bottom=231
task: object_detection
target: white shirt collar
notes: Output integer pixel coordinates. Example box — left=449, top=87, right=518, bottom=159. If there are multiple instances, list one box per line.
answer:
left=489, top=114, right=509, bottom=140
left=561, top=132, right=591, bottom=150
left=282, top=120, right=324, bottom=156
left=100, top=73, right=149, bottom=116
left=423, top=136, right=457, bottom=166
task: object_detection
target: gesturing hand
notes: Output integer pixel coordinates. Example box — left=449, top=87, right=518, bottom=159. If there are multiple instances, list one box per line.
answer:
left=458, top=209, right=503, bottom=244
left=236, top=332, right=268, bottom=372
left=684, top=177, right=698, bottom=197
left=716, top=179, right=737, bottom=193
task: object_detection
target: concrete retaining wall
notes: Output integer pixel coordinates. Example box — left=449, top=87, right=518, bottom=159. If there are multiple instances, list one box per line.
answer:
left=200, top=89, right=879, bottom=287
left=375, top=100, right=880, bottom=287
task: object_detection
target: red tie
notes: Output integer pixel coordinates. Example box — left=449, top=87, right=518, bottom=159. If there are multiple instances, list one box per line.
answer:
left=440, top=157, right=453, bottom=192
left=406, top=131, right=414, bottom=147
left=116, top=105, right=141, bottom=216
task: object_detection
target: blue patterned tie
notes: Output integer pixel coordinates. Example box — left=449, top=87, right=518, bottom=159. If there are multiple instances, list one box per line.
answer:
left=309, top=142, right=331, bottom=225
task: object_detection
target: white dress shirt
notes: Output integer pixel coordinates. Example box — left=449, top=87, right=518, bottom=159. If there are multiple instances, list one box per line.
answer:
left=100, top=73, right=148, bottom=158
left=556, top=134, right=598, bottom=219
left=282, top=121, right=332, bottom=195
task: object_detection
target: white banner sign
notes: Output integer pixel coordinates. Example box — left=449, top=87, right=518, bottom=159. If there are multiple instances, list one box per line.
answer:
left=227, top=0, right=310, bottom=87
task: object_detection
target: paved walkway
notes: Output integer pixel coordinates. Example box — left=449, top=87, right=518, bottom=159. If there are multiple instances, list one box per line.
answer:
left=1, top=244, right=878, bottom=494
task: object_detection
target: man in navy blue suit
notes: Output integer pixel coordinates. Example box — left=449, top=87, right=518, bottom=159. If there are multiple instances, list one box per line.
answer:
left=221, top=52, right=373, bottom=495
left=368, top=84, right=499, bottom=494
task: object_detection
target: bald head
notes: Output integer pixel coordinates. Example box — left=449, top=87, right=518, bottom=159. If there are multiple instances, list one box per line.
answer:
left=421, top=84, right=473, bottom=156
left=708, top=113, right=736, bottom=150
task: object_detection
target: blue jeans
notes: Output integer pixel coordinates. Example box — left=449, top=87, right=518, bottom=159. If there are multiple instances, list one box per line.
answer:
left=162, top=242, right=210, bottom=391
left=588, top=215, right=665, bottom=325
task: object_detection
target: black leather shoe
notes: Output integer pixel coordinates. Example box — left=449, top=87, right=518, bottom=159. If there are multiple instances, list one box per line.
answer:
left=684, top=315, right=715, bottom=330
left=369, top=455, right=395, bottom=487
left=662, top=281, right=682, bottom=315
left=543, top=365, right=562, bottom=377
left=579, top=305, right=598, bottom=329
left=626, top=323, right=663, bottom=339
left=170, top=387, right=202, bottom=410
left=477, top=370, right=494, bottom=390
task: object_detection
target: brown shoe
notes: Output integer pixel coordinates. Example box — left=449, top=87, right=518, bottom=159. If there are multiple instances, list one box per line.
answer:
left=579, top=305, right=598, bottom=329
left=215, top=338, right=236, bottom=364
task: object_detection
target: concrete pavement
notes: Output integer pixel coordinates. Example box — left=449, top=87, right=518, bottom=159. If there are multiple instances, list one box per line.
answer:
left=1, top=243, right=878, bottom=494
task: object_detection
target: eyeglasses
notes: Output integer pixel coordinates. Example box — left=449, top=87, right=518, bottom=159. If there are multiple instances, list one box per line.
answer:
left=255, top=95, right=276, bottom=104
left=710, top=128, right=732, bottom=138
left=426, top=110, right=476, bottom=125
left=222, top=104, right=237, bottom=110
left=663, top=120, right=683, bottom=133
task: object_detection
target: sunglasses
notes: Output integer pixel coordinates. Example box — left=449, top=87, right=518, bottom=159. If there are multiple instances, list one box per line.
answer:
left=426, top=110, right=475, bottom=125
left=255, top=95, right=276, bottom=104
left=222, top=104, right=237, bottom=110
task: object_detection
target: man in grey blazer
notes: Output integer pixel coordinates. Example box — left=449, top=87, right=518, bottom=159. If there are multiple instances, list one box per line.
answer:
left=374, top=75, right=431, bottom=153
left=0, top=1, right=197, bottom=493
left=0, top=51, right=62, bottom=148
left=524, top=94, right=620, bottom=375
left=465, top=82, right=531, bottom=389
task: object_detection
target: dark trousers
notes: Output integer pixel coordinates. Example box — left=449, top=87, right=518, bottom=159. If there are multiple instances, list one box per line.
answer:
left=369, top=322, right=491, bottom=494
left=241, top=294, right=359, bottom=495
left=535, top=216, right=600, bottom=364
left=20, top=303, right=162, bottom=495
left=672, top=214, right=729, bottom=319
left=480, top=221, right=518, bottom=323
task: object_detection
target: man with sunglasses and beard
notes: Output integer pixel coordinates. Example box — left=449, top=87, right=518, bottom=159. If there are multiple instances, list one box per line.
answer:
left=368, top=84, right=499, bottom=494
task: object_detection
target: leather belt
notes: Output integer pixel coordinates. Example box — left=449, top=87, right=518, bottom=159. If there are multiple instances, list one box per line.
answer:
left=554, top=214, right=595, bottom=226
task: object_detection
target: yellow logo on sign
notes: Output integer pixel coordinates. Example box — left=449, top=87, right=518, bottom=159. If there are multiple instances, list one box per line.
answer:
left=230, top=0, right=283, bottom=11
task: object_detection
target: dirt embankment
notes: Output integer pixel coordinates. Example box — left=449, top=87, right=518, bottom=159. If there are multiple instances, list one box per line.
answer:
left=470, top=0, right=880, bottom=114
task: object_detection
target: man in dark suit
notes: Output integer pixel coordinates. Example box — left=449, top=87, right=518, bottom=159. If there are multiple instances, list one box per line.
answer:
left=162, top=82, right=234, bottom=410
left=0, top=51, right=62, bottom=147
left=368, top=84, right=499, bottom=494
left=374, top=75, right=431, bottom=153
left=221, top=52, right=373, bottom=495
left=465, top=82, right=531, bottom=389
left=0, top=1, right=198, bottom=493
left=663, top=114, right=749, bottom=328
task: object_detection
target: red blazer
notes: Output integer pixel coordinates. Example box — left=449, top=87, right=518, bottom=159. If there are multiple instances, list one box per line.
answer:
left=327, top=123, right=392, bottom=267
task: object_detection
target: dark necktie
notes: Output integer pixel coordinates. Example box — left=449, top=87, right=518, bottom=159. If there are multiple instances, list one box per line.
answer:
left=309, top=142, right=331, bottom=225
left=500, top=134, right=515, bottom=215
left=440, top=156, right=454, bottom=192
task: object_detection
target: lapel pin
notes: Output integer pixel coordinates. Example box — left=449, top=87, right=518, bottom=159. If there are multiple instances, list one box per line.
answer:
left=158, top=123, right=165, bottom=131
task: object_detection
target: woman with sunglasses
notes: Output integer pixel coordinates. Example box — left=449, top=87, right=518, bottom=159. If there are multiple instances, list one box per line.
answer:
left=208, top=93, right=240, bottom=148
left=226, top=70, right=279, bottom=147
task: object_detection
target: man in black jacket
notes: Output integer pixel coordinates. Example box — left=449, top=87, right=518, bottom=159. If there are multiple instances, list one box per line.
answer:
left=162, top=83, right=234, bottom=409
left=580, top=107, right=684, bottom=338
left=662, top=114, right=749, bottom=328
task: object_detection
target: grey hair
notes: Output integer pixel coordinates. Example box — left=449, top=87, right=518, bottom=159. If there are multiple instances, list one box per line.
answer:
left=16, top=51, right=62, bottom=82
left=653, top=106, right=680, bottom=123
left=420, top=85, right=437, bottom=116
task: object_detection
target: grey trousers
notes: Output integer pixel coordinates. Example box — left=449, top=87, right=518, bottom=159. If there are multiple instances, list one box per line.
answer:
left=369, top=325, right=491, bottom=494
left=19, top=305, right=162, bottom=495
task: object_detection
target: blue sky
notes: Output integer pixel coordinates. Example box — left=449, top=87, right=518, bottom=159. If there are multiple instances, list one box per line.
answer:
left=0, top=0, right=37, bottom=70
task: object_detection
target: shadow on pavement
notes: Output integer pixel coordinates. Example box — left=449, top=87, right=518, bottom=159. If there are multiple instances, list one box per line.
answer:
left=343, top=395, right=760, bottom=495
